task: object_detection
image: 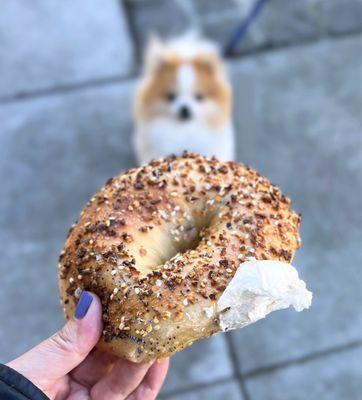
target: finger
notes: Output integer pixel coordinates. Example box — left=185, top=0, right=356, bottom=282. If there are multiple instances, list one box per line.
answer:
left=128, top=358, right=170, bottom=400
left=53, top=376, right=71, bottom=400
left=64, top=380, right=88, bottom=400
left=90, top=358, right=152, bottom=400
left=70, top=348, right=118, bottom=388
left=7, top=292, right=102, bottom=394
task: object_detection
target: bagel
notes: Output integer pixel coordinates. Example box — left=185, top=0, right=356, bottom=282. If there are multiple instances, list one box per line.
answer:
left=58, top=152, right=312, bottom=362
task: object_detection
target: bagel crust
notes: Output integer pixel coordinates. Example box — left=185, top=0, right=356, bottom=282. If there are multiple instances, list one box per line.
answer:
left=58, top=152, right=301, bottom=362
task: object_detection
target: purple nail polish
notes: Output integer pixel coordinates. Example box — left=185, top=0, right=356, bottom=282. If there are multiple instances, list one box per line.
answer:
left=75, top=291, right=93, bottom=319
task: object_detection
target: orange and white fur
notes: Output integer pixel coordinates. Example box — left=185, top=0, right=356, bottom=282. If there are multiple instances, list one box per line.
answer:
left=133, top=35, right=235, bottom=165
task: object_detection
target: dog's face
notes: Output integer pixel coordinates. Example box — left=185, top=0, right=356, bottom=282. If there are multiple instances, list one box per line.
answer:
left=136, top=37, right=232, bottom=130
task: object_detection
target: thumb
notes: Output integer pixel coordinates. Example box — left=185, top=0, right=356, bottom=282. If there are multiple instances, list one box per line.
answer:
left=7, top=291, right=103, bottom=391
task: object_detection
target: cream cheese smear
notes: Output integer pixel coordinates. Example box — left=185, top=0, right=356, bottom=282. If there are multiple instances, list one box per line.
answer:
left=208, top=259, right=312, bottom=331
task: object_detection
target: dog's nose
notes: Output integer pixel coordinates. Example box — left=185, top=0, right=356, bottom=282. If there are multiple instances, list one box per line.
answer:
left=178, top=106, right=192, bottom=121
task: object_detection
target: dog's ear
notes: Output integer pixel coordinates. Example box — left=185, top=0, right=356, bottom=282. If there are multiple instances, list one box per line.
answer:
left=143, top=33, right=166, bottom=75
left=195, top=54, right=224, bottom=76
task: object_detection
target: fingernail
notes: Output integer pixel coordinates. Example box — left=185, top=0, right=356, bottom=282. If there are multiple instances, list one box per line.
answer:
left=75, top=291, right=93, bottom=320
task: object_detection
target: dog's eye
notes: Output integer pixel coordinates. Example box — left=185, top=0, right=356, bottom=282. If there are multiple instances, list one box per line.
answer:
left=195, top=93, right=204, bottom=101
left=166, top=92, right=177, bottom=102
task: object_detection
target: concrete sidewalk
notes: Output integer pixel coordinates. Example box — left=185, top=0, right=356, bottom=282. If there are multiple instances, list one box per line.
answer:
left=0, top=1, right=361, bottom=399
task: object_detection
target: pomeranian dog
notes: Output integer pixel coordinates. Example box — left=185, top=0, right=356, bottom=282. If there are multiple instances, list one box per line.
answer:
left=133, top=34, right=235, bottom=165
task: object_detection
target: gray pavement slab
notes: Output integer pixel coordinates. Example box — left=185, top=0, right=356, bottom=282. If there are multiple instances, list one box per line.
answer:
left=202, top=0, right=321, bottom=55
left=161, top=335, right=234, bottom=395
left=0, top=81, right=137, bottom=243
left=124, top=0, right=362, bottom=57
left=245, top=346, right=362, bottom=400
left=0, top=0, right=135, bottom=98
left=193, top=0, right=238, bottom=15
left=0, top=235, right=63, bottom=362
left=320, top=0, right=362, bottom=35
left=228, top=35, right=362, bottom=372
left=124, top=0, right=193, bottom=58
left=161, top=380, right=244, bottom=400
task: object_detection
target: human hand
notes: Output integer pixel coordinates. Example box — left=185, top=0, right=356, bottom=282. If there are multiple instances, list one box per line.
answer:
left=7, top=292, right=169, bottom=399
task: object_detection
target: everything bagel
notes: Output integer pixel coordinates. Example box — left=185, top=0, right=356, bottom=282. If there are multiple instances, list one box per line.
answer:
left=59, top=152, right=311, bottom=362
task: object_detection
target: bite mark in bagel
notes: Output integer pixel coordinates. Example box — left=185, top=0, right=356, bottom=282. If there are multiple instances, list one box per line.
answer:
left=58, top=152, right=312, bottom=362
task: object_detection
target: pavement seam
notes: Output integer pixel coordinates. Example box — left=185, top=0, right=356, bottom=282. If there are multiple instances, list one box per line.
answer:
left=158, top=376, right=235, bottom=399
left=242, top=339, right=362, bottom=380
left=225, top=333, right=251, bottom=400
left=0, top=73, right=138, bottom=105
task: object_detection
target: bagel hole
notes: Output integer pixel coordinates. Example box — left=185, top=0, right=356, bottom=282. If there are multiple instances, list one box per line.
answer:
left=136, top=210, right=218, bottom=276
left=174, top=226, right=200, bottom=254
left=158, top=213, right=215, bottom=267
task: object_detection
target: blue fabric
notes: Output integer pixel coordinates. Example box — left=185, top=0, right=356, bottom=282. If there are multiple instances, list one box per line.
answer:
left=0, top=364, right=49, bottom=400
